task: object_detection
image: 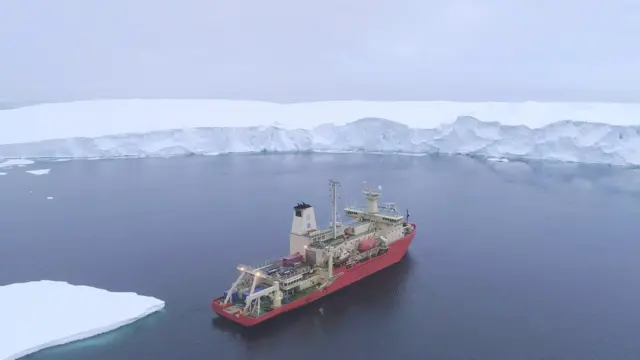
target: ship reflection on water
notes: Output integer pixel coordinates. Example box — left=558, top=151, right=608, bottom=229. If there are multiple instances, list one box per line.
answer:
left=211, top=253, right=415, bottom=342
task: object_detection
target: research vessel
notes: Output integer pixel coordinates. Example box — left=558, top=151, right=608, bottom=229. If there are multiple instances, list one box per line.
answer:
left=211, top=180, right=417, bottom=326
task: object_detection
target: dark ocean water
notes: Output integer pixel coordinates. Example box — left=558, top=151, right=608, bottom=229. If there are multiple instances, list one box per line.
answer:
left=2, top=154, right=640, bottom=360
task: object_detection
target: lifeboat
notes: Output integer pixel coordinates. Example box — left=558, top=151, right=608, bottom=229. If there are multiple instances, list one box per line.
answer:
left=357, top=237, right=377, bottom=252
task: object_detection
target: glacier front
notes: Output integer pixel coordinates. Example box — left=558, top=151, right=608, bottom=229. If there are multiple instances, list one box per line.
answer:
left=0, top=280, right=164, bottom=360
left=1, top=99, right=640, bottom=166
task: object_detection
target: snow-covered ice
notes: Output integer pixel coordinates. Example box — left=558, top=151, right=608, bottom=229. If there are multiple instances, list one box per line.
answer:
left=0, top=280, right=164, bottom=360
left=25, top=168, right=50, bottom=175
left=0, top=159, right=33, bottom=169
left=2, top=99, right=640, bottom=166
left=0, top=172, right=6, bottom=176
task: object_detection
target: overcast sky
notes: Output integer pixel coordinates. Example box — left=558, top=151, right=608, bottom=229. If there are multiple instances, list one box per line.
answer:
left=1, top=0, right=639, bottom=103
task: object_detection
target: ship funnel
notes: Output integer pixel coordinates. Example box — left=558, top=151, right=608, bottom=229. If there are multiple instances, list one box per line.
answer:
left=291, top=202, right=317, bottom=234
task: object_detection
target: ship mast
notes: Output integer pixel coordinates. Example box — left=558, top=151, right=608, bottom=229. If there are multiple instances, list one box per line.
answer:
left=329, top=179, right=340, bottom=240
left=327, top=179, right=340, bottom=280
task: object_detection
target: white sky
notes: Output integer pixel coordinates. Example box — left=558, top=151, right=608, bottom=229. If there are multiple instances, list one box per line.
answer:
left=1, top=0, right=639, bottom=102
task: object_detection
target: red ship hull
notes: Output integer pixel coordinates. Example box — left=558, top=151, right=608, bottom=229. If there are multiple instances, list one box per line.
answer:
left=211, top=223, right=416, bottom=327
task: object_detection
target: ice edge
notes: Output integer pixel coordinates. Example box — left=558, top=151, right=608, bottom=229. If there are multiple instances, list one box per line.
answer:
left=1, top=116, right=640, bottom=167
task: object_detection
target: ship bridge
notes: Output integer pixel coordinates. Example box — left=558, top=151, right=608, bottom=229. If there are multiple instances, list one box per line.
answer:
left=344, top=206, right=404, bottom=224
left=342, top=183, right=405, bottom=224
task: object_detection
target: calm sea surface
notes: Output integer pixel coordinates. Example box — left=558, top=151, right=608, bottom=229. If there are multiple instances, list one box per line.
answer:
left=2, top=154, right=640, bottom=360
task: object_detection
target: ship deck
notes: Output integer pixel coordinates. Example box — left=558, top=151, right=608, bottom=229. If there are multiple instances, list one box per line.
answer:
left=216, top=284, right=320, bottom=319
left=309, top=234, right=346, bottom=249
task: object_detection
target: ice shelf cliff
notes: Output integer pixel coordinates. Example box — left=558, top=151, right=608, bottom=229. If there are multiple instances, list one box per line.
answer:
left=1, top=99, right=640, bottom=166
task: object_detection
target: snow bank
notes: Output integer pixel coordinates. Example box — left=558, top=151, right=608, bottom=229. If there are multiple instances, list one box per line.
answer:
left=25, top=168, right=50, bottom=175
left=1, top=99, right=640, bottom=166
left=0, top=280, right=164, bottom=360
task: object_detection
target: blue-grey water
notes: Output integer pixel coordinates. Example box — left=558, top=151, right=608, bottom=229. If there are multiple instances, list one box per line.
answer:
left=2, top=154, right=640, bottom=360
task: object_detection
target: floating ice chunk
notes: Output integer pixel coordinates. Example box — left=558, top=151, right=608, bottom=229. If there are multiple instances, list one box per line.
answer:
left=487, top=157, right=509, bottom=162
left=0, top=280, right=165, bottom=360
left=0, top=159, right=33, bottom=169
left=25, top=169, right=50, bottom=175
left=0, top=172, right=6, bottom=176
left=46, top=196, right=53, bottom=200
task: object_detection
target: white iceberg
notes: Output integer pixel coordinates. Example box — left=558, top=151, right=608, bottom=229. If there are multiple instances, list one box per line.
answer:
left=0, top=172, right=6, bottom=176
left=25, top=168, right=50, bottom=175
left=0, top=159, right=33, bottom=169
left=2, top=99, right=640, bottom=166
left=0, top=280, right=164, bottom=360
left=487, top=157, right=509, bottom=162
